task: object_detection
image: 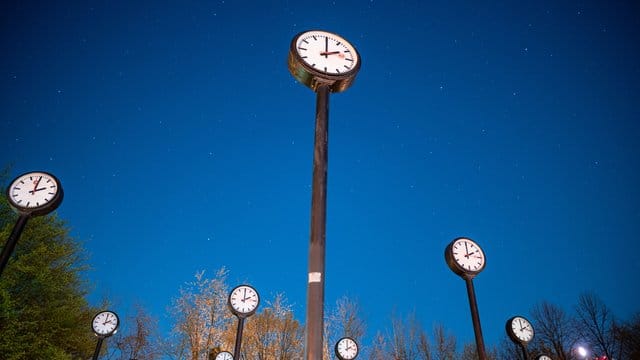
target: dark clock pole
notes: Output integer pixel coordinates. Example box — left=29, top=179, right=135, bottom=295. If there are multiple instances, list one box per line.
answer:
left=306, top=81, right=330, bottom=360
left=287, top=30, right=361, bottom=360
left=464, top=274, right=487, bottom=360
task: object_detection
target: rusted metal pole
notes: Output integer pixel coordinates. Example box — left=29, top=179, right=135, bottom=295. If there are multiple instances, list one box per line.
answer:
left=465, top=277, right=487, bottom=360
left=305, top=83, right=330, bottom=360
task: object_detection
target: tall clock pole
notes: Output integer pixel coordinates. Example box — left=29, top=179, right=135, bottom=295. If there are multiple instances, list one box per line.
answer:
left=287, top=30, right=361, bottom=360
left=306, top=81, right=330, bottom=360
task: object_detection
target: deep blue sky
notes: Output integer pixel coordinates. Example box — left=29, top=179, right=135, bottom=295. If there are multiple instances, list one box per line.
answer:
left=1, top=0, right=639, bottom=353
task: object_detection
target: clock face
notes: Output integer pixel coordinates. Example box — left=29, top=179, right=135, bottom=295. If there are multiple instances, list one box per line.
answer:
left=335, top=337, right=358, bottom=360
left=508, top=316, right=534, bottom=344
left=228, top=285, right=259, bottom=317
left=215, top=351, right=233, bottom=360
left=92, top=310, right=119, bottom=337
left=536, top=355, right=552, bottom=360
left=294, top=30, right=359, bottom=76
left=448, top=237, right=486, bottom=274
left=7, top=171, right=63, bottom=216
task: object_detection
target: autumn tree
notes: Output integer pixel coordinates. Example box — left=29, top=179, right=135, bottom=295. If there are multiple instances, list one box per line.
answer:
left=168, top=268, right=233, bottom=360
left=0, top=181, right=98, bottom=359
left=239, top=293, right=303, bottom=359
left=110, top=304, right=161, bottom=360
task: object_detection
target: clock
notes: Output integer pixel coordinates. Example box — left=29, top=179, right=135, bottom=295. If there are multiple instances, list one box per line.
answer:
left=228, top=284, right=260, bottom=318
left=288, top=29, right=361, bottom=92
left=6, top=171, right=63, bottom=216
left=335, top=337, right=359, bottom=360
left=445, top=237, right=486, bottom=278
left=92, top=310, right=119, bottom=337
left=536, top=355, right=553, bottom=360
left=506, top=316, right=535, bottom=344
left=215, top=351, right=233, bottom=360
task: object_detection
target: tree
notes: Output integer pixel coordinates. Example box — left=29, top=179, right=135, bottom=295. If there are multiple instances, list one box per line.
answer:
left=325, top=296, right=367, bottom=359
left=111, top=304, right=161, bottom=360
left=573, top=292, right=618, bottom=360
left=613, top=312, right=640, bottom=359
left=0, top=188, right=98, bottom=359
left=168, top=268, right=233, bottom=360
left=239, top=293, right=303, bottom=359
left=459, top=342, right=498, bottom=360
left=531, top=301, right=575, bottom=360
left=432, top=323, right=456, bottom=360
left=384, top=311, right=433, bottom=360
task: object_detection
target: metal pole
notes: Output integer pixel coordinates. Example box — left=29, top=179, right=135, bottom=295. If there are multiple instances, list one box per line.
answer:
left=233, top=317, right=245, bottom=360
left=305, top=83, right=330, bottom=360
left=92, top=337, right=104, bottom=360
left=0, top=214, right=30, bottom=277
left=520, top=344, right=529, bottom=360
left=464, top=277, right=487, bottom=360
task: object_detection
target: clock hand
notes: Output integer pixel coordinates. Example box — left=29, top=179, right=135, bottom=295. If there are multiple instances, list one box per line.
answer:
left=324, top=37, right=328, bottom=57
left=320, top=51, right=341, bottom=56
left=30, top=177, right=42, bottom=194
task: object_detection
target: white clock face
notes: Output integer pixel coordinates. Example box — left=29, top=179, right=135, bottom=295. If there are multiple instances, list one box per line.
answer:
left=92, top=311, right=119, bottom=336
left=510, top=316, right=534, bottom=343
left=336, top=337, right=358, bottom=360
left=295, top=30, right=358, bottom=75
left=451, top=238, right=485, bottom=273
left=229, top=285, right=259, bottom=316
left=8, top=171, right=61, bottom=212
left=215, top=351, right=233, bottom=360
left=536, top=356, right=552, bottom=360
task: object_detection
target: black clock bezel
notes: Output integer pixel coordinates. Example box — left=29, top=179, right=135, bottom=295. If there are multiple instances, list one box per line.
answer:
left=6, top=171, right=64, bottom=217
left=288, top=29, right=361, bottom=93
left=444, top=237, right=486, bottom=278
left=91, top=310, right=120, bottom=338
left=506, top=315, right=534, bottom=345
left=228, top=284, right=260, bottom=318
left=335, top=336, right=359, bottom=360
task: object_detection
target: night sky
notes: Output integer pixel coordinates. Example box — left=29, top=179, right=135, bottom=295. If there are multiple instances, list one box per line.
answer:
left=1, top=0, right=639, bottom=354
